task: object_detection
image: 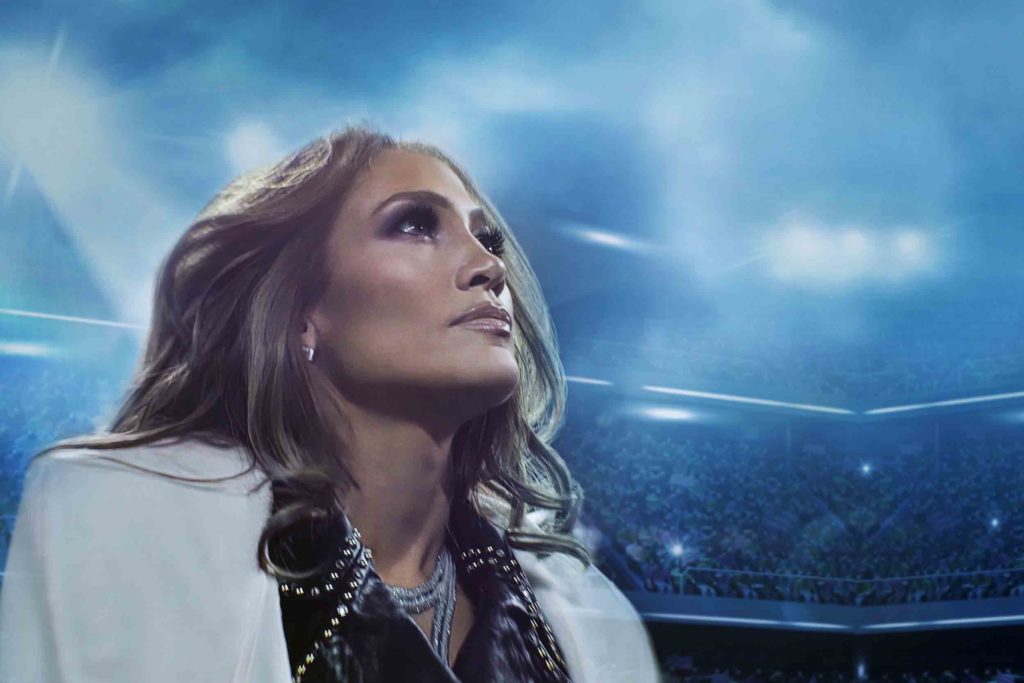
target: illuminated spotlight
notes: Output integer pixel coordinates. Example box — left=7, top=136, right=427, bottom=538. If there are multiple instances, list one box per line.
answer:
left=856, top=661, right=866, bottom=680
left=839, top=228, right=875, bottom=278
left=864, top=390, right=1024, bottom=415
left=642, top=385, right=855, bottom=415
left=641, top=407, right=696, bottom=421
left=766, top=218, right=938, bottom=285
left=764, top=221, right=876, bottom=283
left=0, top=307, right=145, bottom=330
left=566, top=375, right=613, bottom=386
left=840, top=228, right=869, bottom=254
left=579, top=229, right=630, bottom=248
left=894, top=230, right=931, bottom=266
left=861, top=463, right=871, bottom=475
left=783, top=224, right=827, bottom=260
left=0, top=341, right=56, bottom=357
left=670, top=544, right=684, bottom=557
left=764, top=223, right=829, bottom=280
left=991, top=517, right=1000, bottom=529
left=560, top=221, right=651, bottom=255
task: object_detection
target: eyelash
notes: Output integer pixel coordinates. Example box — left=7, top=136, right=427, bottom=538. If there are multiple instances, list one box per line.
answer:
left=390, top=203, right=507, bottom=257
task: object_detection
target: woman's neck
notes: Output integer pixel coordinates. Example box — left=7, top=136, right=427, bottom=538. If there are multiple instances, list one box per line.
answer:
left=340, top=410, right=459, bottom=588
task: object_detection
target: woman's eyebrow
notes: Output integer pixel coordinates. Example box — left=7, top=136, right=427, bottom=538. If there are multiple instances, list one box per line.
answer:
left=372, top=190, right=487, bottom=227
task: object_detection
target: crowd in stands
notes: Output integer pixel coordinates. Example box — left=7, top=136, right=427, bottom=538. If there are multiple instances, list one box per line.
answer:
left=556, top=422, right=1024, bottom=605
left=658, top=664, right=1024, bottom=683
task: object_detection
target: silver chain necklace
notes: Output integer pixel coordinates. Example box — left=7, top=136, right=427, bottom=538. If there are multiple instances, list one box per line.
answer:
left=381, top=542, right=457, bottom=665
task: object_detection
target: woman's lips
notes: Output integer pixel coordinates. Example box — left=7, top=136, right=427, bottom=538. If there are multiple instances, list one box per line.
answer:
left=457, top=317, right=512, bottom=336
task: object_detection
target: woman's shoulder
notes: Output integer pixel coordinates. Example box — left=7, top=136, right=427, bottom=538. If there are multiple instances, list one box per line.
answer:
left=1, top=435, right=290, bottom=683
left=27, top=433, right=263, bottom=491
left=15, top=434, right=272, bottom=551
left=12, top=434, right=274, bottom=572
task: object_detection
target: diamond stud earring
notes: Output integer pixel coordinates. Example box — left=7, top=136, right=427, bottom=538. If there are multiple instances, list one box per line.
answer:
left=301, top=345, right=316, bottom=363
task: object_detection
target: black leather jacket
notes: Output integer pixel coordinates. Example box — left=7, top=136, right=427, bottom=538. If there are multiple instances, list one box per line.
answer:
left=276, top=497, right=574, bottom=683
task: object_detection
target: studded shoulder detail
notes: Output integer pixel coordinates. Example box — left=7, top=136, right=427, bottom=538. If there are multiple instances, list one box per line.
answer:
left=461, top=544, right=572, bottom=682
left=278, top=526, right=373, bottom=682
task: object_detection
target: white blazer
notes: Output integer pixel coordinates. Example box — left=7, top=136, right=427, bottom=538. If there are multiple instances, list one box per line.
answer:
left=0, top=437, right=662, bottom=683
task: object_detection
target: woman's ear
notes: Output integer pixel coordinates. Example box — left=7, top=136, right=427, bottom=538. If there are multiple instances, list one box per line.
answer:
left=300, top=318, right=318, bottom=350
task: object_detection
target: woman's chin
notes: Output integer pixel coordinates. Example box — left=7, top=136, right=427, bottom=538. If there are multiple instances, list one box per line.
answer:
left=452, top=369, right=519, bottom=406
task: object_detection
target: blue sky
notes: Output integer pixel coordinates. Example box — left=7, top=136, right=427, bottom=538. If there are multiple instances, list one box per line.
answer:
left=1, top=0, right=1022, bottom=394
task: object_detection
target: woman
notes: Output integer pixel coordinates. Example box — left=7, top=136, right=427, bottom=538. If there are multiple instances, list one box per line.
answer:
left=0, top=125, right=661, bottom=682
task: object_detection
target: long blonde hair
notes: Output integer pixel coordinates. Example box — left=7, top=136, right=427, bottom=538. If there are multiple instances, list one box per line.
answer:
left=34, top=123, right=591, bottom=578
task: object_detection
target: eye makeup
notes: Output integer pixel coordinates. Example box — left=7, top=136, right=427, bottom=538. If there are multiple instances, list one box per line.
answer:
left=388, top=201, right=507, bottom=257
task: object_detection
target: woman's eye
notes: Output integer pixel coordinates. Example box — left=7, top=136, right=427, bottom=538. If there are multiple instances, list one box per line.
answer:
left=391, top=204, right=506, bottom=257
left=477, top=227, right=507, bottom=257
left=392, top=205, right=440, bottom=237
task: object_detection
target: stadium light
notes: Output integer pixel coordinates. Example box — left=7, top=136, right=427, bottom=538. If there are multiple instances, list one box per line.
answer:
left=0, top=307, right=144, bottom=330
left=642, top=385, right=855, bottom=415
left=559, top=221, right=652, bottom=255
left=566, top=375, right=613, bottom=386
left=641, top=407, right=696, bottom=421
left=0, top=341, right=56, bottom=357
left=864, top=390, right=1024, bottom=415
left=764, top=218, right=935, bottom=285
left=863, top=614, right=1024, bottom=630
left=641, top=613, right=851, bottom=630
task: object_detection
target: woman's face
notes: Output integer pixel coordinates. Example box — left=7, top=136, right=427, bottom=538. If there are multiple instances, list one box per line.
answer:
left=307, top=148, right=518, bottom=420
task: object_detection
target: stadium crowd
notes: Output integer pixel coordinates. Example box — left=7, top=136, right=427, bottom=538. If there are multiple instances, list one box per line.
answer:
left=557, top=422, right=1024, bottom=605
left=659, top=664, right=1024, bottom=683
